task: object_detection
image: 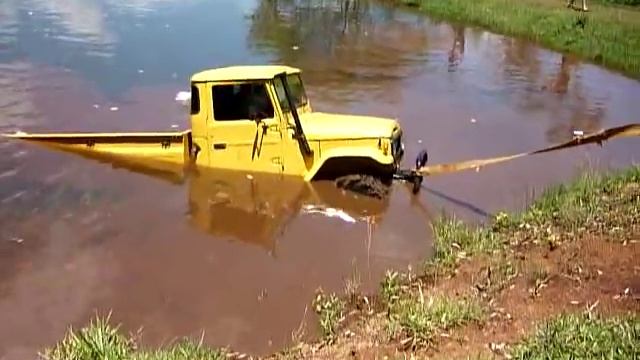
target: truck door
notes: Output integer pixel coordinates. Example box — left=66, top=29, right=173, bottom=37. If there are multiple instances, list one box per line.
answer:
left=207, top=81, right=284, bottom=174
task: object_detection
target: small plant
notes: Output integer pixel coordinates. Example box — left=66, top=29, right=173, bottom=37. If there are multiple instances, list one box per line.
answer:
left=380, top=270, right=403, bottom=306
left=527, top=266, right=551, bottom=298
left=344, top=261, right=361, bottom=305
left=492, top=211, right=517, bottom=232
left=510, top=313, right=640, bottom=359
left=312, top=289, right=345, bottom=342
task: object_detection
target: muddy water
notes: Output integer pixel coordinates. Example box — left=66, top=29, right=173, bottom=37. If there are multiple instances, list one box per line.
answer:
left=1, top=0, right=640, bottom=358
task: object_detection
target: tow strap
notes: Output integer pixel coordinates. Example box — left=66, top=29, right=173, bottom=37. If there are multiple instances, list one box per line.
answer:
left=417, top=123, right=640, bottom=176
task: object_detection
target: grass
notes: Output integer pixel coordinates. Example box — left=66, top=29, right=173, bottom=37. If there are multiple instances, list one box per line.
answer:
left=42, top=316, right=227, bottom=360
left=510, top=313, right=640, bottom=359
left=425, top=217, right=503, bottom=275
left=394, top=0, right=640, bottom=76
left=493, top=166, right=640, bottom=244
left=387, top=293, right=484, bottom=348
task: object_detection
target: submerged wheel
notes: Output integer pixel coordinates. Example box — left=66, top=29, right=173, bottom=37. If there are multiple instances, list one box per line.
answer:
left=335, top=174, right=392, bottom=199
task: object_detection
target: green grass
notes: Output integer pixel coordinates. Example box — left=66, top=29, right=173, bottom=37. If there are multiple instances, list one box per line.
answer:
left=387, top=293, right=484, bottom=348
left=394, top=0, right=640, bottom=77
left=424, top=166, right=639, bottom=276
left=43, top=316, right=227, bottom=360
left=510, top=313, right=640, bottom=359
left=495, top=166, right=640, bottom=243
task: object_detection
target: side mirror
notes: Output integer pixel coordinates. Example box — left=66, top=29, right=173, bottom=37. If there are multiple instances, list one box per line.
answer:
left=249, top=111, right=268, bottom=125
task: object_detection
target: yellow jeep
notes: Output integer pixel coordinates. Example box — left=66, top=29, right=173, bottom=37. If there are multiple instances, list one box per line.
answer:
left=5, top=65, right=424, bottom=192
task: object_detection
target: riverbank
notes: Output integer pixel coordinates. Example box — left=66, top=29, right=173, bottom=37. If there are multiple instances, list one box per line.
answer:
left=391, top=0, right=640, bottom=77
left=45, top=166, right=639, bottom=359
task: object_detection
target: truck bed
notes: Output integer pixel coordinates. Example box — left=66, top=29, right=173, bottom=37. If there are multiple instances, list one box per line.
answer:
left=3, top=130, right=193, bottom=182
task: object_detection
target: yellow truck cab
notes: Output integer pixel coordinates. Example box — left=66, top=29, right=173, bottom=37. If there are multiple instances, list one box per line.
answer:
left=5, top=65, right=423, bottom=191
left=188, top=65, right=405, bottom=181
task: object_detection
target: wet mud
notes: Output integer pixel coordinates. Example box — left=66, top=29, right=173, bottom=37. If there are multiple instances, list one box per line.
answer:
left=1, top=0, right=640, bottom=358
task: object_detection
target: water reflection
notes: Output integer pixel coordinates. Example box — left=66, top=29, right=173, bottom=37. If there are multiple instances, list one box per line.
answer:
left=248, top=0, right=430, bottom=104
left=447, top=24, right=465, bottom=72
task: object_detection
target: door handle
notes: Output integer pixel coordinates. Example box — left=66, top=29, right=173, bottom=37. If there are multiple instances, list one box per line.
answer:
left=213, top=143, right=227, bottom=150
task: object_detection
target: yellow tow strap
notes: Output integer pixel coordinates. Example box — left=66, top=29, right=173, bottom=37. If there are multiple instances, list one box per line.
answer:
left=418, top=123, right=640, bottom=176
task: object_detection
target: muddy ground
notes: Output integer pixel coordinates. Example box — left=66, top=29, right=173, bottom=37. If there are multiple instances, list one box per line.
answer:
left=279, top=235, right=638, bottom=359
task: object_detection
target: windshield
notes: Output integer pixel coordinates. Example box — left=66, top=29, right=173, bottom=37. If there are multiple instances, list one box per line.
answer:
left=273, top=73, right=308, bottom=112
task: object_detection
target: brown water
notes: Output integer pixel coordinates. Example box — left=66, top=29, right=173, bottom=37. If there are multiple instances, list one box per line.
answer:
left=1, top=0, right=640, bottom=358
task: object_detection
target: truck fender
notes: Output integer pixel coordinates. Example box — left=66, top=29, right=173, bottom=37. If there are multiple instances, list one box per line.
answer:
left=304, top=146, right=394, bottom=181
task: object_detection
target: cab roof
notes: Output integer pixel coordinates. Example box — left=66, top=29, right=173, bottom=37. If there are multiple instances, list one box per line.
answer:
left=191, top=65, right=301, bottom=83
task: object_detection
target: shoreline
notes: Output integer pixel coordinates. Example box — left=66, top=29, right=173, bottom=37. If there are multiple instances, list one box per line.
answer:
left=44, top=166, right=640, bottom=359
left=390, top=0, right=640, bottom=78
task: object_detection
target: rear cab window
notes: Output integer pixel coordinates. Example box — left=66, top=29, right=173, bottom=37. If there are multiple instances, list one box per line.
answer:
left=190, top=84, right=200, bottom=115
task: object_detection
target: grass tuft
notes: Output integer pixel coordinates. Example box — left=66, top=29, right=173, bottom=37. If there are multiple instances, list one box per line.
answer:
left=387, top=293, right=484, bottom=348
left=43, top=316, right=134, bottom=360
left=134, top=340, right=227, bottom=360
left=43, top=315, right=227, bottom=360
left=510, top=313, right=640, bottom=359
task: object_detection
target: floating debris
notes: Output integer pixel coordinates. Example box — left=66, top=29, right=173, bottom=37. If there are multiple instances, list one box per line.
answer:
left=109, top=106, right=119, bottom=111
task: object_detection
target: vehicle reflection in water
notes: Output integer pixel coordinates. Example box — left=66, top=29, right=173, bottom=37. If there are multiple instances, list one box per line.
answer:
left=186, top=168, right=389, bottom=253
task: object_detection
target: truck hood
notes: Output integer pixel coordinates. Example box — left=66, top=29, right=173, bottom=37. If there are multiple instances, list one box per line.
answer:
left=299, top=112, right=399, bottom=140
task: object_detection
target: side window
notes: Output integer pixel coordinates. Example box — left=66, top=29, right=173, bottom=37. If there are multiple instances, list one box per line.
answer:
left=190, top=84, right=200, bottom=115
left=211, top=82, right=274, bottom=121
